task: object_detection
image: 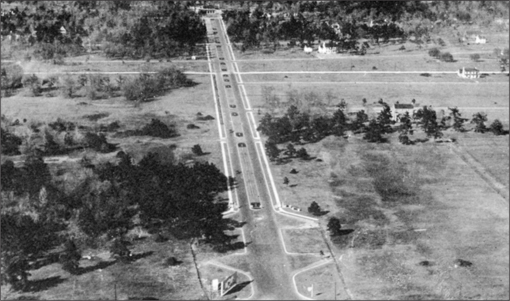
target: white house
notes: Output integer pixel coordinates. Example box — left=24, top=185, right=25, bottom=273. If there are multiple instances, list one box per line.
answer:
left=318, top=42, right=336, bottom=54
left=457, top=67, right=480, bottom=79
left=475, top=35, right=487, bottom=44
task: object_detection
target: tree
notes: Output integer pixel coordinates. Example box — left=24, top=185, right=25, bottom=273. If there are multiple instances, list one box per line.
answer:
left=490, top=119, right=504, bottom=135
left=307, top=201, right=321, bottom=216
left=440, top=52, right=454, bottom=62
left=363, top=119, right=384, bottom=143
left=283, top=177, right=289, bottom=185
left=285, top=143, right=297, bottom=157
left=60, top=76, right=77, bottom=98
left=22, top=74, right=42, bottom=96
left=471, top=112, right=487, bottom=133
left=257, top=113, right=274, bottom=136
left=296, top=147, right=309, bottom=159
left=448, top=107, right=466, bottom=132
left=428, top=47, right=440, bottom=58
left=327, top=217, right=342, bottom=236
left=1, top=127, right=23, bottom=155
left=376, top=102, right=393, bottom=134
left=470, top=53, right=480, bottom=62
left=192, top=144, right=204, bottom=156
left=265, top=140, right=280, bottom=162
left=110, top=238, right=131, bottom=262
left=60, top=238, right=81, bottom=274
left=398, top=112, right=414, bottom=145
left=331, top=108, right=347, bottom=136
left=416, top=106, right=443, bottom=138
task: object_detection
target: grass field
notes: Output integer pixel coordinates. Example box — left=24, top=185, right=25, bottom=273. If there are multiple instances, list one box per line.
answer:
left=281, top=228, right=328, bottom=254
left=294, top=262, right=351, bottom=300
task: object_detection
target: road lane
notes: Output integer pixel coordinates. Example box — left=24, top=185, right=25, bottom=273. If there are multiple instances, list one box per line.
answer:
left=208, top=17, right=302, bottom=300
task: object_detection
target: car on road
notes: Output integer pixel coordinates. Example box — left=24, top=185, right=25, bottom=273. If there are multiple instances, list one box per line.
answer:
left=236, top=132, right=243, bottom=137
left=222, top=68, right=227, bottom=71
left=220, top=62, right=226, bottom=65
left=219, top=58, right=225, bottom=60
left=229, top=104, right=236, bottom=108
left=224, top=79, right=230, bottom=82
left=226, top=85, right=231, bottom=88
left=223, top=74, right=229, bottom=77
left=231, top=112, right=238, bottom=116
left=250, top=202, right=261, bottom=209
left=238, top=142, right=246, bottom=148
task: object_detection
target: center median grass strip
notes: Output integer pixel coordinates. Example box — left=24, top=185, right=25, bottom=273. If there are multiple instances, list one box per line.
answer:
left=294, top=261, right=351, bottom=300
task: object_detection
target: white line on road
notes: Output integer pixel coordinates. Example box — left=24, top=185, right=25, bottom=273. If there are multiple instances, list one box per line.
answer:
left=246, top=111, right=260, bottom=140
left=238, top=81, right=510, bottom=85
left=237, top=70, right=507, bottom=74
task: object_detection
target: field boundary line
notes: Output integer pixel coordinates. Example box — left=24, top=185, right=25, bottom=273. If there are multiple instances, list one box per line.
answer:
left=237, top=70, right=508, bottom=74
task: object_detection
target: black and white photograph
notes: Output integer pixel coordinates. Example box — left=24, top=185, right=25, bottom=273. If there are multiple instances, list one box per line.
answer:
left=1, top=1, right=509, bottom=300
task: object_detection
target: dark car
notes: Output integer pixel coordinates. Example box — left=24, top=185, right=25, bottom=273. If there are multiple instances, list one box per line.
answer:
left=223, top=74, right=229, bottom=77
left=220, top=62, right=226, bottom=65
left=238, top=142, right=246, bottom=148
left=222, top=68, right=227, bottom=71
left=224, top=79, right=230, bottom=82
left=229, top=104, right=236, bottom=108
left=226, top=85, right=231, bottom=88
left=219, top=57, right=225, bottom=60
left=236, top=132, right=243, bottom=137
left=231, top=112, right=238, bottom=116
left=250, top=202, right=261, bottom=209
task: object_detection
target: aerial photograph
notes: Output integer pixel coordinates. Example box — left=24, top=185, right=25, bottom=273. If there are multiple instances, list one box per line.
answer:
left=1, top=0, right=508, bottom=300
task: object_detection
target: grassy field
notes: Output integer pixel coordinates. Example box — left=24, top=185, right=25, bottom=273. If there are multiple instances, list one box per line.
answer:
left=281, top=228, right=328, bottom=254
left=262, top=133, right=509, bottom=300
left=294, top=262, right=351, bottom=300
left=199, top=263, right=252, bottom=300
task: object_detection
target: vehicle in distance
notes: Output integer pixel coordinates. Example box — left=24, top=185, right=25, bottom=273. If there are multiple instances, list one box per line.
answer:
left=238, top=142, right=246, bottom=148
left=250, top=202, right=261, bottom=209
left=222, top=68, right=227, bottom=71
left=232, top=112, right=238, bottom=116
left=223, top=74, right=229, bottom=77
left=229, top=104, right=236, bottom=108
left=220, top=62, right=226, bottom=65
left=236, top=132, right=243, bottom=137
left=226, top=85, right=232, bottom=88
left=224, top=79, right=230, bottom=82
left=219, top=58, right=225, bottom=60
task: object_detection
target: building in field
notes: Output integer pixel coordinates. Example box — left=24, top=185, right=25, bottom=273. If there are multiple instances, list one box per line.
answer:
left=475, top=35, right=487, bottom=44
left=318, top=41, right=337, bottom=54
left=391, top=103, right=416, bottom=121
left=457, top=67, right=480, bottom=79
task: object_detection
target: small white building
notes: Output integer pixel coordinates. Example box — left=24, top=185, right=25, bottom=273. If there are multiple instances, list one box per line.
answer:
left=457, top=67, right=480, bottom=79
left=475, top=35, right=487, bottom=44
left=303, top=46, right=313, bottom=54
left=318, top=42, right=337, bottom=54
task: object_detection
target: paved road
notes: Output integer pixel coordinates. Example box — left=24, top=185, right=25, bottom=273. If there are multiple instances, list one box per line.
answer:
left=206, top=17, right=302, bottom=300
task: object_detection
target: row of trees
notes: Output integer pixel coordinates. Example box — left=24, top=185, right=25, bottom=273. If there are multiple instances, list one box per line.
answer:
left=259, top=100, right=506, bottom=155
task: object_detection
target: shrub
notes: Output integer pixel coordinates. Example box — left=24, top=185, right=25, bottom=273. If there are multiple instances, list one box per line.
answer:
left=490, top=119, right=505, bottom=135
left=327, top=217, right=342, bottom=236
left=140, top=119, right=178, bottom=138
left=1, top=127, right=23, bottom=155
left=440, top=52, right=454, bottom=62
left=122, top=74, right=163, bottom=102
left=308, top=201, right=321, bottom=216
left=1, top=64, right=24, bottom=90
left=22, top=74, right=42, bottom=96
left=470, top=53, right=480, bottom=62
left=60, top=76, right=78, bottom=98
left=437, top=38, right=446, bottom=47
left=84, top=132, right=116, bottom=153
left=428, top=48, right=440, bottom=58
left=192, top=144, right=204, bottom=156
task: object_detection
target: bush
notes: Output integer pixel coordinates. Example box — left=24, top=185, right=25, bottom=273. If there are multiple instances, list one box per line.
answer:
left=308, top=201, right=321, bottom=216
left=327, top=217, right=342, bottom=236
left=122, top=74, right=163, bottom=102
left=470, top=53, right=480, bottom=62
left=84, top=132, right=116, bottom=153
left=440, top=52, right=454, bottom=62
left=192, top=144, right=204, bottom=156
left=1, top=127, right=23, bottom=155
left=1, top=64, right=24, bottom=90
left=428, top=48, right=440, bottom=58
left=490, top=119, right=505, bottom=135
left=140, top=119, right=178, bottom=138
left=437, top=38, right=446, bottom=47
left=22, top=74, right=42, bottom=96
left=60, top=76, right=78, bottom=98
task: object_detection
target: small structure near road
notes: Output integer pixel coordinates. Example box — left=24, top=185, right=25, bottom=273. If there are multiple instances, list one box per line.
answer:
left=303, top=46, right=313, bottom=54
left=474, top=35, right=487, bottom=44
left=457, top=67, right=480, bottom=79
left=318, top=42, right=337, bottom=54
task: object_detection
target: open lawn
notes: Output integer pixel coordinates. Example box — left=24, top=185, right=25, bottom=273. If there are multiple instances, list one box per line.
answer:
left=294, top=262, right=351, bottom=300
left=264, top=133, right=508, bottom=300
left=281, top=228, right=328, bottom=254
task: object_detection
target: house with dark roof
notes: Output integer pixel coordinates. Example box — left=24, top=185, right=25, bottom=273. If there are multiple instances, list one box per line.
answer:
left=391, top=103, right=416, bottom=121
